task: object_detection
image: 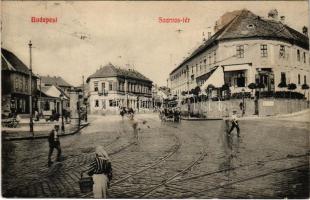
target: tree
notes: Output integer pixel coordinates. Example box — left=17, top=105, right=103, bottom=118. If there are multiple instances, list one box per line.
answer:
left=278, top=81, right=287, bottom=89
left=248, top=83, right=257, bottom=98
left=301, top=83, right=309, bottom=95
left=193, top=86, right=201, bottom=96
left=206, top=84, right=215, bottom=99
left=302, top=83, right=310, bottom=104
left=278, top=82, right=287, bottom=98
left=256, top=83, right=265, bottom=99
left=248, top=83, right=257, bottom=90
left=287, top=83, right=297, bottom=99
left=221, top=84, right=230, bottom=99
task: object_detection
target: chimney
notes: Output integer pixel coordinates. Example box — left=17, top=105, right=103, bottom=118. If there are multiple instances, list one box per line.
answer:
left=280, top=16, right=285, bottom=23
left=202, top=32, right=206, bottom=41
left=302, top=26, right=308, bottom=36
left=208, top=32, right=212, bottom=39
left=268, top=9, right=278, bottom=20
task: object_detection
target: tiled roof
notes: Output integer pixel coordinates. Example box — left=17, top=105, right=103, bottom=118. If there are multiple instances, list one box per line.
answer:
left=38, top=85, right=69, bottom=99
left=87, top=63, right=152, bottom=83
left=41, top=75, right=73, bottom=88
left=170, top=9, right=309, bottom=75
left=1, top=48, right=37, bottom=77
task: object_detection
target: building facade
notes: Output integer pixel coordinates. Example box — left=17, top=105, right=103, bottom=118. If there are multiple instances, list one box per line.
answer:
left=1, top=48, right=38, bottom=114
left=37, top=75, right=72, bottom=114
left=169, top=10, right=309, bottom=98
left=87, top=63, right=153, bottom=114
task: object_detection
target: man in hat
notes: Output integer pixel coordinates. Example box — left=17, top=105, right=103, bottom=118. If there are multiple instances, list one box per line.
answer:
left=48, top=124, right=62, bottom=167
left=228, top=110, right=240, bottom=137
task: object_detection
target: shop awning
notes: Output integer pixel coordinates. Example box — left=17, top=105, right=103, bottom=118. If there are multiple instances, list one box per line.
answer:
left=201, top=66, right=225, bottom=90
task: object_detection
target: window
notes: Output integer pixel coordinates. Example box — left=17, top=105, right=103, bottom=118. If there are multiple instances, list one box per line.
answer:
left=279, top=45, right=285, bottom=58
left=109, top=100, right=117, bottom=107
left=101, top=82, right=105, bottom=92
left=297, top=49, right=300, bottom=61
left=298, top=74, right=301, bottom=84
left=95, top=100, right=99, bottom=107
left=120, top=82, right=124, bottom=91
left=281, top=72, right=286, bottom=84
left=214, top=51, right=217, bottom=63
left=44, top=101, right=50, bottom=111
left=191, top=66, right=193, bottom=73
left=303, top=52, right=306, bottom=63
left=94, top=81, right=98, bottom=91
left=224, top=70, right=246, bottom=87
left=102, top=100, right=106, bottom=109
left=109, top=82, right=113, bottom=91
left=304, top=75, right=307, bottom=84
left=236, top=45, right=244, bottom=58
left=15, top=77, right=19, bottom=91
left=260, top=44, right=268, bottom=57
left=208, top=53, right=211, bottom=65
left=25, top=79, right=28, bottom=92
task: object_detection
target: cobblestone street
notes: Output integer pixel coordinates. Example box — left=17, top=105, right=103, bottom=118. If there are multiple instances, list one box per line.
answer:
left=2, top=113, right=309, bottom=198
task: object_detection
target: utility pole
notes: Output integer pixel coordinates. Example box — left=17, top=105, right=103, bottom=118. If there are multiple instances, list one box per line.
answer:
left=308, top=12, right=310, bottom=108
left=82, top=75, right=87, bottom=122
left=28, top=40, right=34, bottom=135
left=39, top=75, right=41, bottom=114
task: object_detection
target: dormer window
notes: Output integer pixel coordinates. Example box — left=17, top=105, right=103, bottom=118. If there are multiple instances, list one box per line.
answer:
left=247, top=24, right=255, bottom=29
left=94, top=81, right=98, bottom=92
left=236, top=45, right=244, bottom=58
left=279, top=45, right=285, bottom=58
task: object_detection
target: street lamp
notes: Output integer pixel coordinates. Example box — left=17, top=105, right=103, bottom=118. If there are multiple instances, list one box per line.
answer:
left=60, top=93, right=65, bottom=133
left=28, top=40, right=34, bottom=135
left=241, top=88, right=245, bottom=116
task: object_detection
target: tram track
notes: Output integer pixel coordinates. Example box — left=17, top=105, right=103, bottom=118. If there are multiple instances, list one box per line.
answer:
left=106, top=122, right=209, bottom=198
left=181, top=163, right=308, bottom=198
left=161, top=152, right=309, bottom=198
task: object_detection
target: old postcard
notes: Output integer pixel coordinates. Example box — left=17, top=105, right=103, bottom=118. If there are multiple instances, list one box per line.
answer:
left=1, top=0, right=309, bottom=198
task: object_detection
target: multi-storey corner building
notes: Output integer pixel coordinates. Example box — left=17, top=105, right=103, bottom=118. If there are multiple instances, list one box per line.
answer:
left=1, top=48, right=38, bottom=114
left=87, top=63, right=153, bottom=114
left=169, top=9, right=309, bottom=97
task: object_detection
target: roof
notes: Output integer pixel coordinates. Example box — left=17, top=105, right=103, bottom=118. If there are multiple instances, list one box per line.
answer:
left=41, top=75, right=73, bottom=88
left=1, top=48, right=37, bottom=78
left=38, top=85, right=69, bottom=99
left=170, top=9, right=309, bottom=75
left=87, top=63, right=152, bottom=83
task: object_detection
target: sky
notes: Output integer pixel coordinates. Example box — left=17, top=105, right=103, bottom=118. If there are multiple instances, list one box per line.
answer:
left=2, top=1, right=309, bottom=87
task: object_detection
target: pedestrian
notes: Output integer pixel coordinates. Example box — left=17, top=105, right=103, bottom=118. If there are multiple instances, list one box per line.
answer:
left=34, top=110, right=39, bottom=121
left=228, top=110, right=240, bottom=137
left=48, top=124, right=62, bottom=167
left=120, top=107, right=125, bottom=119
left=87, top=146, right=112, bottom=199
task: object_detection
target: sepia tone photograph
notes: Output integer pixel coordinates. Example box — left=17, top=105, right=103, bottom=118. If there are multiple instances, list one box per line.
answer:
left=1, top=0, right=309, bottom=198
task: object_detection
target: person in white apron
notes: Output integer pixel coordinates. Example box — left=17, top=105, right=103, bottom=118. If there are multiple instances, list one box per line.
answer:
left=87, top=146, right=112, bottom=198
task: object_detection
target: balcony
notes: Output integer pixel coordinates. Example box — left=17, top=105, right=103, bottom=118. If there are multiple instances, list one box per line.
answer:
left=98, top=90, right=108, bottom=96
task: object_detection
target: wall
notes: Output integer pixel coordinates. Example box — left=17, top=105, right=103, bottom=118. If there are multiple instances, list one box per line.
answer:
left=258, top=98, right=308, bottom=116
left=181, top=98, right=308, bottom=118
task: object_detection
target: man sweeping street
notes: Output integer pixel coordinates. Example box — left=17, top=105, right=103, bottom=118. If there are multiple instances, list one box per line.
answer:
left=228, top=110, right=240, bottom=137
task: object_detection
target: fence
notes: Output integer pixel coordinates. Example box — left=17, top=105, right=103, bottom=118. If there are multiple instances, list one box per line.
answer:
left=180, top=98, right=308, bottom=118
